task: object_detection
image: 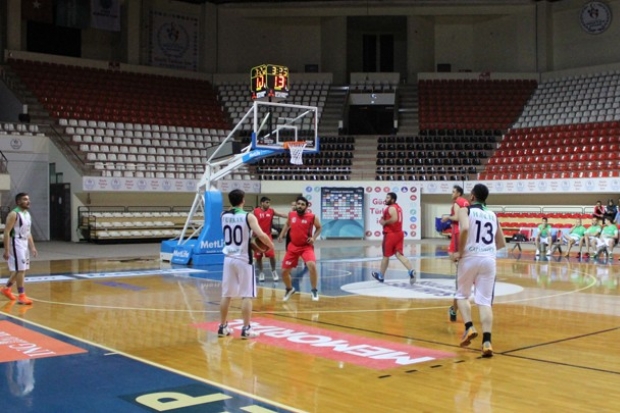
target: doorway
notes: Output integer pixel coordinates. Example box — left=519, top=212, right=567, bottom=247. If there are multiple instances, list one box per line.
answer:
left=50, top=163, right=71, bottom=241
left=347, top=16, right=407, bottom=78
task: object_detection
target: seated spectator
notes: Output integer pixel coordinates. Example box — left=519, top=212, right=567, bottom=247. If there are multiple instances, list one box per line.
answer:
left=594, top=216, right=619, bottom=259
left=614, top=197, right=620, bottom=224
left=593, top=200, right=605, bottom=221
left=535, top=217, right=552, bottom=256
left=581, top=217, right=603, bottom=259
left=562, top=218, right=587, bottom=258
left=604, top=199, right=617, bottom=224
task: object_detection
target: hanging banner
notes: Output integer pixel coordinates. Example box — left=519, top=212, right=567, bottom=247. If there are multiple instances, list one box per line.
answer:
left=56, top=0, right=91, bottom=29
left=148, top=10, right=199, bottom=71
left=90, top=0, right=120, bottom=32
left=22, top=0, right=54, bottom=24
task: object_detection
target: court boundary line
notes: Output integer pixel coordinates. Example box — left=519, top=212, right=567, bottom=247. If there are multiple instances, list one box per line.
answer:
left=0, top=313, right=308, bottom=413
left=503, top=354, right=620, bottom=376
left=500, top=324, right=620, bottom=376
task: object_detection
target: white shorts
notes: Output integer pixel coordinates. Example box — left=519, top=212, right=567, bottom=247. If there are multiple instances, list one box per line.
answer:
left=7, top=238, right=30, bottom=272
left=455, top=255, right=496, bottom=307
left=221, top=256, right=256, bottom=298
left=538, top=237, right=550, bottom=245
left=596, top=237, right=615, bottom=248
left=569, top=234, right=581, bottom=242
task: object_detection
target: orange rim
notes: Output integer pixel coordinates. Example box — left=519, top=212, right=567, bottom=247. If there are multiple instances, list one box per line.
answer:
left=283, top=141, right=307, bottom=149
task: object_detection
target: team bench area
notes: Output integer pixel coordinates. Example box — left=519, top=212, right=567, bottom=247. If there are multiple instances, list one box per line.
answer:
left=436, top=209, right=603, bottom=248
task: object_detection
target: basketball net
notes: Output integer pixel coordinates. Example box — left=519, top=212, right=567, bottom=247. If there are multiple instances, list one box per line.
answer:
left=285, top=141, right=307, bottom=165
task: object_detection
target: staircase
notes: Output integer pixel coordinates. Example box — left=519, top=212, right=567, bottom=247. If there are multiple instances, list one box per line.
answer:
left=318, top=85, right=348, bottom=138
left=395, top=83, right=419, bottom=136
left=317, top=85, right=380, bottom=180
left=349, top=135, right=379, bottom=180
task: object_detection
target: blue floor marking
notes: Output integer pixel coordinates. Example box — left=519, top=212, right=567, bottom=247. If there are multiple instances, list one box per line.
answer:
left=0, top=316, right=296, bottom=413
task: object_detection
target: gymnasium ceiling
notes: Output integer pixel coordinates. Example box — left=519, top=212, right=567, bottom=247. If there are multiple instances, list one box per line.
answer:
left=180, top=0, right=563, bottom=4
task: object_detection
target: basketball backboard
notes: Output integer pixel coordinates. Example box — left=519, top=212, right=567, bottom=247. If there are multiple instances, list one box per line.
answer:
left=250, top=100, right=319, bottom=153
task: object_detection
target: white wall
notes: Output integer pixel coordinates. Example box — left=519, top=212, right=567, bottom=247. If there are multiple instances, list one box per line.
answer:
left=474, top=14, right=535, bottom=72
left=203, top=2, right=546, bottom=77
left=321, top=17, right=347, bottom=84
left=216, top=12, right=322, bottom=74
left=1, top=136, right=49, bottom=241
left=435, top=23, right=474, bottom=73
left=8, top=1, right=620, bottom=78
left=408, top=15, right=435, bottom=80
left=552, top=0, right=620, bottom=70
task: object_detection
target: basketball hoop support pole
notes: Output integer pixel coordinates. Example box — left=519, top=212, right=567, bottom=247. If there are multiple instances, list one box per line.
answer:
left=161, top=102, right=282, bottom=264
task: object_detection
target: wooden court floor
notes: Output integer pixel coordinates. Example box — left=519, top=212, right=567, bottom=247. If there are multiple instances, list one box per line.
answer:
left=1, top=240, right=619, bottom=412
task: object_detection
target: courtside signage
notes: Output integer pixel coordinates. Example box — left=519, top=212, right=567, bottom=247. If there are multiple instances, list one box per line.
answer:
left=195, top=318, right=455, bottom=370
left=0, top=321, right=87, bottom=362
left=2, top=275, right=75, bottom=283
left=72, top=268, right=208, bottom=279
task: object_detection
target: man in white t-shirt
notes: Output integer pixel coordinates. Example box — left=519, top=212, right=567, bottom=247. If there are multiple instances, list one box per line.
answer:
left=218, top=189, right=274, bottom=339
left=452, top=184, right=506, bottom=358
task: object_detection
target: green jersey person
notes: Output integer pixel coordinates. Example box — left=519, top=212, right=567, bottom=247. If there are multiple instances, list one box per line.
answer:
left=594, top=217, right=618, bottom=259
left=582, top=218, right=602, bottom=258
left=562, top=218, right=587, bottom=257
left=535, top=217, right=553, bottom=256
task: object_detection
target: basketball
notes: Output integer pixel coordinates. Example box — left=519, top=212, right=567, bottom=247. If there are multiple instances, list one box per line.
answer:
left=251, top=237, right=270, bottom=253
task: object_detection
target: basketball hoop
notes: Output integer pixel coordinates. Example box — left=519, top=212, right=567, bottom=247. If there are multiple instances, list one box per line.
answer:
left=284, top=141, right=307, bottom=165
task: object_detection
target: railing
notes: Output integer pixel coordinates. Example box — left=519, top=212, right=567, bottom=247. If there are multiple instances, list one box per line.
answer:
left=48, top=123, right=91, bottom=175
left=0, top=65, right=14, bottom=90
left=341, top=86, right=351, bottom=133
left=490, top=205, right=592, bottom=215
left=0, top=150, right=7, bottom=174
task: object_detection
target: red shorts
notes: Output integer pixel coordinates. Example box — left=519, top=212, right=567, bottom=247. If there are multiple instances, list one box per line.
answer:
left=282, top=244, right=316, bottom=269
left=382, top=232, right=404, bottom=257
left=253, top=235, right=275, bottom=259
left=448, top=228, right=460, bottom=254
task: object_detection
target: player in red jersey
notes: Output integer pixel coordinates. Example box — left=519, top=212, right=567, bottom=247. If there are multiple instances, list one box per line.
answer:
left=371, top=192, right=416, bottom=284
left=441, top=185, right=470, bottom=322
left=252, top=197, right=287, bottom=282
left=278, top=196, right=322, bottom=301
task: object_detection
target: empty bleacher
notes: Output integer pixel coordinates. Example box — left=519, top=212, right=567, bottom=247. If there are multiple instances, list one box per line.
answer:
left=9, top=58, right=229, bottom=129
left=375, top=132, right=497, bottom=181
left=481, top=121, right=620, bottom=180
left=216, top=79, right=329, bottom=133
left=78, top=207, right=205, bottom=242
left=515, top=71, right=620, bottom=129
left=5, top=58, right=262, bottom=180
left=480, top=70, right=620, bottom=180
left=62, top=119, right=226, bottom=179
left=0, top=122, right=43, bottom=136
left=418, top=78, right=537, bottom=131
left=255, top=135, right=354, bottom=181
left=411, top=78, right=537, bottom=181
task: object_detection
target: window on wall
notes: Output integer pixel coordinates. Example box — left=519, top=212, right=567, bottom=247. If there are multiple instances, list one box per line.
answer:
left=27, top=22, right=81, bottom=57
left=362, top=34, right=394, bottom=73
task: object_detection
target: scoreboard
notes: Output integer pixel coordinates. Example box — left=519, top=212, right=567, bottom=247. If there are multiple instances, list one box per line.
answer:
left=250, top=64, right=289, bottom=101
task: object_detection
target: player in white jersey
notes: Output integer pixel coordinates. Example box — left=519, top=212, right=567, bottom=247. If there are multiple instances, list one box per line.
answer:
left=1, top=193, right=38, bottom=305
left=218, top=189, right=274, bottom=339
left=452, top=184, right=506, bottom=357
